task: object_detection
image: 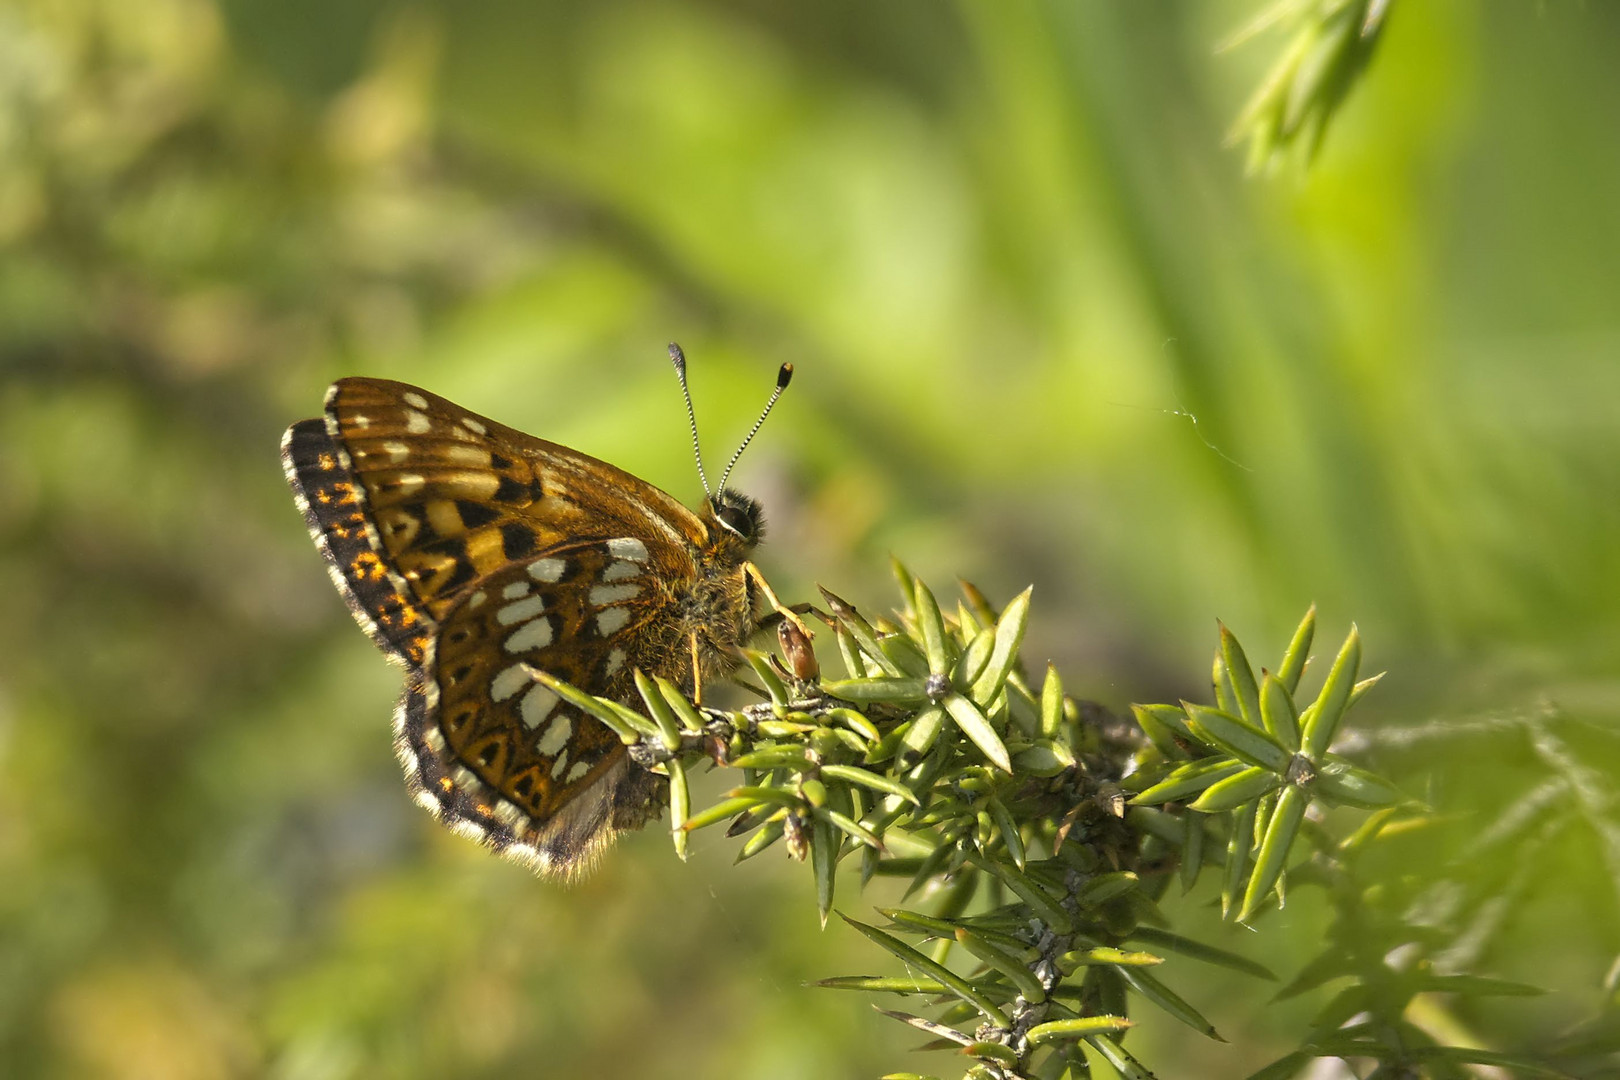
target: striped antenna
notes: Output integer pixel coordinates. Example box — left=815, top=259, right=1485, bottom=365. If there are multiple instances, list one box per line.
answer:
left=717, top=363, right=793, bottom=493
left=667, top=342, right=713, bottom=499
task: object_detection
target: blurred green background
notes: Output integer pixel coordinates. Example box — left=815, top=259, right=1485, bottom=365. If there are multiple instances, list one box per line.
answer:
left=2, top=1, right=1618, bottom=1076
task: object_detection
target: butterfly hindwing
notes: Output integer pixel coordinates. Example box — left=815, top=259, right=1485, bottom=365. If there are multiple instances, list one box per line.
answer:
left=398, top=539, right=671, bottom=874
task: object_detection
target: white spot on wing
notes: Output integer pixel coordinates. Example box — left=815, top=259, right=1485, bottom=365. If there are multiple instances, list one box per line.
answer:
left=383, top=440, right=408, bottom=463
left=502, top=581, right=530, bottom=600
left=406, top=410, right=431, bottom=434
left=463, top=417, right=487, bottom=435
left=423, top=726, right=446, bottom=753
left=507, top=842, right=541, bottom=867
left=605, top=648, right=626, bottom=676
left=403, top=392, right=429, bottom=409
left=550, top=751, right=570, bottom=779
left=607, top=537, right=650, bottom=562
left=490, top=663, right=532, bottom=702
left=595, top=607, right=630, bottom=636
left=537, top=713, right=573, bottom=757
left=505, top=616, right=554, bottom=654
left=527, top=558, right=567, bottom=582
left=566, top=761, right=590, bottom=783
left=521, top=684, right=559, bottom=728
left=497, top=596, right=547, bottom=625
left=590, top=583, right=641, bottom=606
left=602, top=560, right=640, bottom=581
left=467, top=590, right=487, bottom=609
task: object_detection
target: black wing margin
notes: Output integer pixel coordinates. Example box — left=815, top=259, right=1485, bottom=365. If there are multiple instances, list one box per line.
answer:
left=281, top=417, right=434, bottom=668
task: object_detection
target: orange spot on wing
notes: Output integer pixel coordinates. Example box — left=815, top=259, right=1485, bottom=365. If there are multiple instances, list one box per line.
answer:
left=350, top=551, right=390, bottom=582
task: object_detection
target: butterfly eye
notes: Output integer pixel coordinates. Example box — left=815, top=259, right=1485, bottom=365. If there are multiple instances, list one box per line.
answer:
left=715, top=503, right=755, bottom=540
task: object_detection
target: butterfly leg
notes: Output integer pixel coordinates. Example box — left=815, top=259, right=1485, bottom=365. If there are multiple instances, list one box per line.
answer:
left=689, top=631, right=704, bottom=706
left=752, top=603, right=827, bottom=635
left=744, top=562, right=814, bottom=641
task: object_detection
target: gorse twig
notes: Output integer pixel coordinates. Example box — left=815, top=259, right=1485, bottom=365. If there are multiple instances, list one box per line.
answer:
left=560, top=568, right=1568, bottom=1079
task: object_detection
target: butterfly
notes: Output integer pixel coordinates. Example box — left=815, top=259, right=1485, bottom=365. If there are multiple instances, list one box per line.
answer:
left=281, top=346, right=799, bottom=878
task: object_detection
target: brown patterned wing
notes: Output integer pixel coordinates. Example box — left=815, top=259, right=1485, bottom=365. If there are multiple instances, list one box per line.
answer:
left=399, top=536, right=680, bottom=875
left=282, top=418, right=434, bottom=667
left=318, top=377, right=708, bottom=625
left=284, top=377, right=711, bottom=877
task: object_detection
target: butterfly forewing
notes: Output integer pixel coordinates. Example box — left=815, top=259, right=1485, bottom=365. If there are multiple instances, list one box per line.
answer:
left=282, top=376, right=749, bottom=878
left=281, top=418, right=434, bottom=667
left=323, top=378, right=705, bottom=620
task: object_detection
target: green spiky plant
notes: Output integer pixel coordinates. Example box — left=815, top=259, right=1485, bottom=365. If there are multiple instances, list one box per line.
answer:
left=1225, top=0, right=1395, bottom=172
left=542, top=568, right=1570, bottom=1080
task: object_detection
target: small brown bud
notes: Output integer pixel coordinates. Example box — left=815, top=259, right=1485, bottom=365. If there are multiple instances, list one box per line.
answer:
left=777, top=618, right=820, bottom=682
left=784, top=811, right=811, bottom=862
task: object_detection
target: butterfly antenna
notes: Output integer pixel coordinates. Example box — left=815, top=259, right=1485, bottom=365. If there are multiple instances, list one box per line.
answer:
left=668, top=342, right=712, bottom=499
left=717, top=363, right=793, bottom=493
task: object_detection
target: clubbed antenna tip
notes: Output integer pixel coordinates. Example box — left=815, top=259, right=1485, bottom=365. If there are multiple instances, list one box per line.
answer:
left=669, top=341, right=711, bottom=498
left=718, top=362, right=793, bottom=493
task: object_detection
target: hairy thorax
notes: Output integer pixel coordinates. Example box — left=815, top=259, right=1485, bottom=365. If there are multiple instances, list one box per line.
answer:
left=679, top=549, right=755, bottom=687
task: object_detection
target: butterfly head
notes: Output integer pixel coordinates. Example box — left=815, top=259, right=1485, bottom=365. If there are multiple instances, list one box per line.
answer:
left=669, top=343, right=788, bottom=558
left=705, top=489, right=765, bottom=551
